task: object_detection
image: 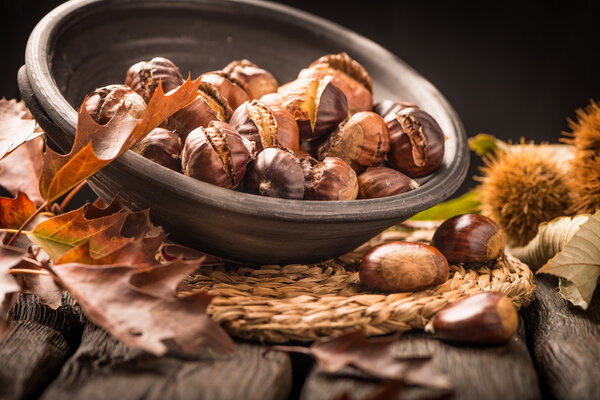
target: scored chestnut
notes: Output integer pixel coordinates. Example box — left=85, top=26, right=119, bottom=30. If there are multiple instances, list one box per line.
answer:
left=302, top=156, right=358, bottom=201
left=373, top=100, right=419, bottom=121
left=131, top=127, right=182, bottom=171
left=223, top=59, right=278, bottom=99
left=298, top=52, right=373, bottom=114
left=358, top=167, right=418, bottom=199
left=386, top=107, right=445, bottom=178
left=125, top=57, right=184, bottom=103
left=84, top=84, right=146, bottom=125
left=181, top=121, right=249, bottom=189
left=229, top=100, right=299, bottom=154
left=201, top=70, right=252, bottom=110
left=244, top=147, right=305, bottom=199
left=359, top=241, right=449, bottom=292
left=319, top=111, right=390, bottom=172
left=426, top=292, right=518, bottom=345
left=264, top=76, right=348, bottom=141
left=430, top=214, right=506, bottom=264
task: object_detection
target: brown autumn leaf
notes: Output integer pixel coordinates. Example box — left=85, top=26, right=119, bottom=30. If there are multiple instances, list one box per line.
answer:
left=0, top=136, right=44, bottom=205
left=56, top=239, right=147, bottom=266
left=0, top=192, right=37, bottom=230
left=27, top=205, right=130, bottom=262
left=39, top=78, right=201, bottom=203
left=84, top=195, right=124, bottom=219
left=269, top=331, right=451, bottom=390
left=161, top=243, right=224, bottom=266
left=0, top=98, right=42, bottom=161
left=49, top=259, right=234, bottom=355
left=0, top=245, right=28, bottom=338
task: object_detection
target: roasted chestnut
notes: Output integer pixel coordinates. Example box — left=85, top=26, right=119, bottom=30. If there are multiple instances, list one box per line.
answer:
left=427, top=292, right=518, bottom=345
left=373, top=100, right=418, bottom=121
left=359, top=241, right=449, bottom=292
left=245, top=147, right=305, bottom=199
left=168, top=82, right=232, bottom=141
left=229, top=100, right=299, bottom=154
left=358, top=167, right=418, bottom=199
left=201, top=70, right=252, bottom=110
left=223, top=59, right=278, bottom=99
left=386, top=107, right=445, bottom=178
left=181, top=121, right=249, bottom=189
left=303, top=156, right=358, bottom=201
left=131, top=127, right=181, bottom=171
left=265, top=76, right=348, bottom=141
left=318, top=111, right=390, bottom=172
left=125, top=57, right=184, bottom=103
left=84, top=85, right=146, bottom=125
left=430, top=214, right=506, bottom=264
left=298, top=52, right=372, bottom=113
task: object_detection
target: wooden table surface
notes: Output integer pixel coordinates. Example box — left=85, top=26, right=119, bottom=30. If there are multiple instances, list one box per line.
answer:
left=1, top=274, right=598, bottom=400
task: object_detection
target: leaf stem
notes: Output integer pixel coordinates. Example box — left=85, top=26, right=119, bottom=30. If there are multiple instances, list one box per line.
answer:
left=6, top=200, right=49, bottom=246
left=9, top=268, right=50, bottom=276
left=59, top=180, right=87, bottom=213
left=0, top=229, right=33, bottom=235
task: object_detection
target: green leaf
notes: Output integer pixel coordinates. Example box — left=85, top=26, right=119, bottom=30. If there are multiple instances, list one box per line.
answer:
left=468, top=134, right=508, bottom=157
left=536, top=210, right=600, bottom=309
left=410, top=191, right=481, bottom=221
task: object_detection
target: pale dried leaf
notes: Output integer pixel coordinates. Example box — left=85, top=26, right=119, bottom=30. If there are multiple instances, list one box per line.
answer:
left=0, top=136, right=44, bottom=205
left=0, top=99, right=41, bottom=160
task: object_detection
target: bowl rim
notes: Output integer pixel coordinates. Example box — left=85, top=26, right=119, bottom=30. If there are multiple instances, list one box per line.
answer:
left=24, top=0, right=469, bottom=222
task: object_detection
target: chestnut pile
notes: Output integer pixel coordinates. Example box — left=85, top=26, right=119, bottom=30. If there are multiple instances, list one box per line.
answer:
left=84, top=53, right=446, bottom=200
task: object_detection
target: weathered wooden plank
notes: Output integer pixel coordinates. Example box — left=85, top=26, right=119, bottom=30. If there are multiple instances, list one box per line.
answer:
left=299, top=323, right=541, bottom=400
left=522, top=275, right=600, bottom=400
left=0, top=294, right=82, bottom=400
left=41, top=322, right=292, bottom=400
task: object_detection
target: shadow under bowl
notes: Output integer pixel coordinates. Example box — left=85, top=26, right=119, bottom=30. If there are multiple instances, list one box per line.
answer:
left=20, top=0, right=469, bottom=265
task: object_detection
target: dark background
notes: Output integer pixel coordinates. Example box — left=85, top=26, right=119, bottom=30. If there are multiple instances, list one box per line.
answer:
left=1, top=0, right=600, bottom=197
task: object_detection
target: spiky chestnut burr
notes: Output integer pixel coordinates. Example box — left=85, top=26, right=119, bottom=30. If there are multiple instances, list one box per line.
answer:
left=476, top=141, right=572, bottom=246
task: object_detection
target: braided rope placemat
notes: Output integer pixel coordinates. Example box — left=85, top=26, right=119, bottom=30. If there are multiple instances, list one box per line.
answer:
left=188, top=226, right=536, bottom=343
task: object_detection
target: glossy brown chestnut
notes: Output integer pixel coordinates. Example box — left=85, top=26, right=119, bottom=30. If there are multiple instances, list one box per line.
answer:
left=373, top=100, right=419, bottom=121
left=387, top=107, right=445, bottom=178
left=267, top=76, right=348, bottom=141
left=245, top=147, right=305, bottom=199
left=319, top=111, right=390, bottom=171
left=229, top=100, right=299, bottom=154
left=223, top=59, right=278, bottom=99
left=84, top=84, right=146, bottom=125
left=359, top=241, right=449, bottom=292
left=303, top=156, right=358, bottom=201
left=131, top=127, right=181, bottom=171
left=181, top=121, right=249, bottom=189
left=430, top=214, right=506, bottom=264
left=125, top=57, right=184, bottom=103
left=427, top=292, right=518, bottom=345
left=299, top=52, right=372, bottom=114
left=168, top=82, right=232, bottom=141
left=358, top=167, right=418, bottom=199
left=201, top=70, right=252, bottom=110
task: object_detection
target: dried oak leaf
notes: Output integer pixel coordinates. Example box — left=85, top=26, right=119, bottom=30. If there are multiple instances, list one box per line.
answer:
left=536, top=210, right=600, bottom=309
left=39, top=78, right=200, bottom=203
left=0, top=98, right=42, bottom=161
left=269, top=331, right=450, bottom=390
left=0, top=245, right=28, bottom=338
left=27, top=205, right=130, bottom=262
left=49, top=259, right=234, bottom=355
left=0, top=136, right=44, bottom=205
left=0, top=192, right=37, bottom=230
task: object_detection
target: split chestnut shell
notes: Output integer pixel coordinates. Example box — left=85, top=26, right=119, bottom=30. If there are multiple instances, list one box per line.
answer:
left=201, top=70, right=252, bottom=110
left=223, top=59, right=278, bottom=99
left=84, top=84, right=146, bottom=125
left=303, top=156, right=358, bottom=201
left=125, top=57, right=184, bottom=103
left=131, top=127, right=181, bottom=171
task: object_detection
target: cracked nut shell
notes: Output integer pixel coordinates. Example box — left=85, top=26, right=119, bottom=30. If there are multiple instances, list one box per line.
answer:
left=131, top=127, right=182, bottom=171
left=245, top=147, right=305, bottom=199
left=429, top=292, right=518, bottom=345
left=387, top=107, right=445, bottom=178
left=201, top=70, right=252, bottom=110
left=223, top=59, right=278, bottom=99
left=181, top=121, right=249, bottom=189
left=229, top=100, right=299, bottom=154
left=358, top=167, right=418, bottom=199
left=360, top=241, right=449, bottom=292
left=125, top=57, right=184, bottom=103
left=319, top=111, right=390, bottom=171
left=431, top=214, right=506, bottom=264
left=303, top=156, right=358, bottom=201
left=299, top=52, right=372, bottom=113
left=84, top=84, right=146, bottom=125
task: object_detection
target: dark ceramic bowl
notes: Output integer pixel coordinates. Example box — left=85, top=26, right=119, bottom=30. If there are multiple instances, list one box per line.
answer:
left=20, top=0, right=469, bottom=265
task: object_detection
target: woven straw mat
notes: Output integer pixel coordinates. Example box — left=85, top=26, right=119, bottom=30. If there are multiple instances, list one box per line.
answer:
left=187, top=223, right=536, bottom=343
